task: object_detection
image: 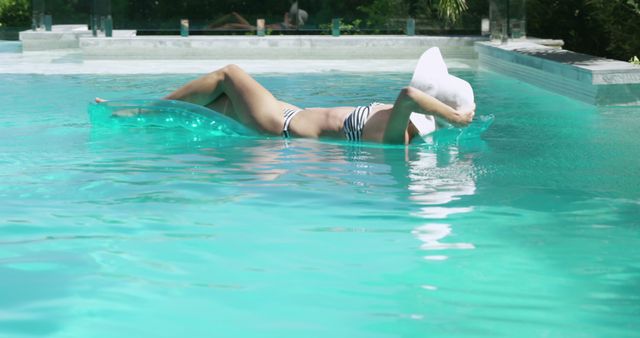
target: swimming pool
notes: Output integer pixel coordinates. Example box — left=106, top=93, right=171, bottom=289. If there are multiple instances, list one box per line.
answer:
left=1, top=68, right=639, bottom=337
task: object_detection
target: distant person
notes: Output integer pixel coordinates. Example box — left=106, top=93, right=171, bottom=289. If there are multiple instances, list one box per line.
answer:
left=209, top=2, right=308, bottom=30
left=284, top=1, right=308, bottom=28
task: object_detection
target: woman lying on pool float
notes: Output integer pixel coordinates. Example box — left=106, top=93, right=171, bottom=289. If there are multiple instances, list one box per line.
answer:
left=96, top=52, right=475, bottom=144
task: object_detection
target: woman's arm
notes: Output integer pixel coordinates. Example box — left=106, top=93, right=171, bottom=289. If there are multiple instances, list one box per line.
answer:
left=375, top=86, right=474, bottom=144
left=397, top=86, right=475, bottom=127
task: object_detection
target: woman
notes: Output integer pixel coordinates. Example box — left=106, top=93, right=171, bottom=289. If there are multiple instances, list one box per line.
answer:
left=97, top=64, right=475, bottom=144
left=208, top=3, right=308, bottom=31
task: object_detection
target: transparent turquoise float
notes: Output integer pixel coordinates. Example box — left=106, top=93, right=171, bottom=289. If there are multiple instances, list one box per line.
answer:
left=88, top=99, right=257, bottom=137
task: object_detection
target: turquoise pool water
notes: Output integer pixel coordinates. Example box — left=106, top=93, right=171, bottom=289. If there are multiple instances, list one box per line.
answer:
left=0, top=70, right=639, bottom=337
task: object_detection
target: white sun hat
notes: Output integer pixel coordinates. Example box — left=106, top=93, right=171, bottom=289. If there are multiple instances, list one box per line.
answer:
left=409, top=47, right=475, bottom=138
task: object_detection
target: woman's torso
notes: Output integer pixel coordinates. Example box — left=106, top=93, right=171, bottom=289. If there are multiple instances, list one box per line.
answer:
left=285, top=103, right=396, bottom=140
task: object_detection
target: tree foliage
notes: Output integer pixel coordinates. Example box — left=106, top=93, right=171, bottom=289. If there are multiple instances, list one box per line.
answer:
left=0, top=0, right=636, bottom=61
left=527, top=0, right=640, bottom=61
left=357, top=0, right=481, bottom=31
left=0, top=0, right=30, bottom=27
left=0, top=0, right=481, bottom=30
left=438, top=0, right=468, bottom=23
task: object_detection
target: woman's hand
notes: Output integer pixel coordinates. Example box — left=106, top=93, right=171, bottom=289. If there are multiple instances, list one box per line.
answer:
left=394, top=87, right=476, bottom=130
left=450, top=104, right=475, bottom=127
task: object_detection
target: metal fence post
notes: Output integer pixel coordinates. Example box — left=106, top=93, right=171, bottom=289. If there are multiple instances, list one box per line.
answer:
left=257, top=19, right=265, bottom=36
left=180, top=19, right=189, bottom=37
left=406, top=18, right=415, bottom=36
left=32, top=0, right=45, bottom=30
left=91, top=15, right=97, bottom=36
left=331, top=18, right=340, bottom=37
left=105, top=15, right=113, bottom=37
left=44, top=14, right=52, bottom=31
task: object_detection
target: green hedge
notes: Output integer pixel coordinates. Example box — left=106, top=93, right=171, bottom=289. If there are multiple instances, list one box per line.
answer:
left=1, top=0, right=637, bottom=62
left=0, top=0, right=487, bottom=32
left=0, top=0, right=30, bottom=28
left=527, top=0, right=640, bottom=61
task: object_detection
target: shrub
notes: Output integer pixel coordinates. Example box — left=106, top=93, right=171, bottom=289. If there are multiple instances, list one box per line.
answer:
left=0, top=0, right=30, bottom=28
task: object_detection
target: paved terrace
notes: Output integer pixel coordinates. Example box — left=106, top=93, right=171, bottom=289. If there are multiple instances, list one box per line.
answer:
left=11, top=25, right=640, bottom=105
left=19, top=25, right=483, bottom=60
left=0, top=43, right=475, bottom=75
left=7, top=25, right=481, bottom=74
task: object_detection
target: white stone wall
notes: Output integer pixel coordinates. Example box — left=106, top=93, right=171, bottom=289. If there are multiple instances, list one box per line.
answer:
left=78, top=35, right=484, bottom=60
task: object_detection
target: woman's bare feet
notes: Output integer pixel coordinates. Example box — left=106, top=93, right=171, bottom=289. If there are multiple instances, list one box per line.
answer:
left=94, top=97, right=143, bottom=117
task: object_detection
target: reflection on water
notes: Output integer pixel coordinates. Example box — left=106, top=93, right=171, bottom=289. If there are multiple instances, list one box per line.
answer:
left=2, top=72, right=639, bottom=337
left=406, top=145, right=479, bottom=260
left=412, top=223, right=475, bottom=251
left=88, top=121, right=484, bottom=268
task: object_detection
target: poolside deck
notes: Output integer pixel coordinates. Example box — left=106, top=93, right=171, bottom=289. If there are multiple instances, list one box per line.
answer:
left=12, top=25, right=640, bottom=106
left=476, top=41, right=640, bottom=106
left=79, top=35, right=482, bottom=60
left=18, top=25, right=136, bottom=51
left=19, top=26, right=484, bottom=60
left=0, top=41, right=475, bottom=75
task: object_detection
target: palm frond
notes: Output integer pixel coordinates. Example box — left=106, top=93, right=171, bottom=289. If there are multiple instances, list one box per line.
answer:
left=438, top=0, right=469, bottom=23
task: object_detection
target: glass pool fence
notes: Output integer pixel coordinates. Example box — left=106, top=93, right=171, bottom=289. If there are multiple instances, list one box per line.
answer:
left=1, top=1, right=528, bottom=41
left=23, top=0, right=491, bottom=36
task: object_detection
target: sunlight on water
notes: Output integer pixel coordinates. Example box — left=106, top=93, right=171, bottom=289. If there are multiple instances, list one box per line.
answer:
left=0, top=71, right=638, bottom=337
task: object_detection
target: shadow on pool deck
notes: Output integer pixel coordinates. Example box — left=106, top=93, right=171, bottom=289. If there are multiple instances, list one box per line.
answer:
left=512, top=48, right=609, bottom=67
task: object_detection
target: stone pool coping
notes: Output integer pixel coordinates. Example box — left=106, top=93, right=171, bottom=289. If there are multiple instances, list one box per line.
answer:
left=78, top=35, right=483, bottom=60
left=19, top=25, right=136, bottom=51
left=7, top=28, right=640, bottom=105
left=0, top=45, right=475, bottom=74
left=475, top=41, right=640, bottom=106
left=19, top=26, right=484, bottom=60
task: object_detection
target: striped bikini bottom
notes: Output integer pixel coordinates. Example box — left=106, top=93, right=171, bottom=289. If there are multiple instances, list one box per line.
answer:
left=342, top=102, right=384, bottom=142
left=282, top=108, right=303, bottom=138
left=282, top=102, right=384, bottom=141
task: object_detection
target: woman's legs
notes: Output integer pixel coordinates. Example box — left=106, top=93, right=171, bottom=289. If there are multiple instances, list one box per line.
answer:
left=164, top=64, right=287, bottom=135
left=205, top=94, right=237, bottom=120
left=208, top=12, right=254, bottom=30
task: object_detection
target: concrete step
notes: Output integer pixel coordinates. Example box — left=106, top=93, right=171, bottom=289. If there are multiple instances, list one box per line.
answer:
left=20, top=25, right=136, bottom=51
